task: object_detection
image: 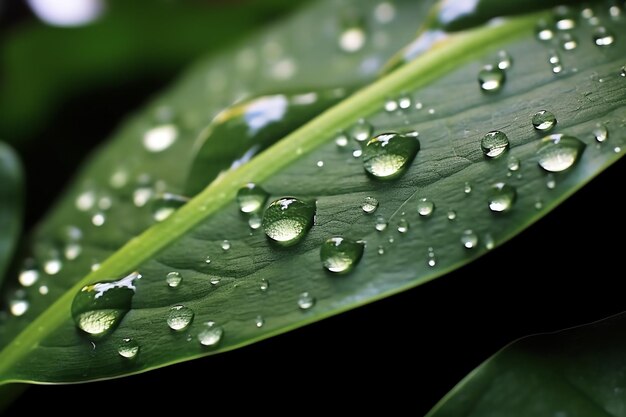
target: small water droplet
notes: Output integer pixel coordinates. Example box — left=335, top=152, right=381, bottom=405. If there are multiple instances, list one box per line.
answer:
left=237, top=183, right=269, bottom=214
left=478, top=65, right=505, bottom=92
left=362, top=132, right=420, bottom=179
left=209, top=276, right=221, bottom=285
left=10, top=299, right=29, bottom=316
left=374, top=2, right=395, bottom=24
left=117, top=338, right=139, bottom=359
left=461, top=230, right=478, bottom=249
left=64, top=243, right=82, bottom=261
left=484, top=234, right=495, bottom=250
left=262, top=197, right=316, bottom=246
left=109, top=169, right=129, bottom=189
left=532, top=110, right=557, bottom=131
left=397, top=96, right=411, bottom=110
left=335, top=132, right=349, bottom=148
left=417, top=198, right=435, bottom=217
left=384, top=99, right=399, bottom=112
left=535, top=19, right=554, bottom=41
left=546, top=174, right=557, bottom=189
left=375, top=216, right=387, bottom=231
left=397, top=219, right=409, bottom=233
left=427, top=247, right=437, bottom=267
left=620, top=66, right=625, bottom=77
left=548, top=50, right=563, bottom=74
left=143, top=124, right=178, bottom=152
left=44, top=256, right=62, bottom=275
left=497, top=50, right=513, bottom=70
left=167, top=305, right=194, bottom=331
left=98, top=196, right=112, bottom=211
left=297, top=292, right=315, bottom=310
left=91, top=212, right=106, bottom=227
left=361, top=196, right=379, bottom=213
left=537, top=134, right=586, bottom=172
left=481, top=131, right=509, bottom=158
left=221, top=240, right=231, bottom=251
left=614, top=146, right=622, bottom=153
left=447, top=210, right=457, bottom=220
left=507, top=156, right=521, bottom=172
left=488, top=183, right=517, bottom=212
left=593, top=27, right=615, bottom=46
left=316, top=160, right=324, bottom=168
left=377, top=246, right=385, bottom=255
left=39, top=285, right=49, bottom=295
left=560, top=33, right=578, bottom=50
left=72, top=272, right=141, bottom=336
left=260, top=279, right=269, bottom=291
left=197, top=321, right=223, bottom=347
left=352, top=149, right=363, bottom=158
left=152, top=193, right=189, bottom=222
left=248, top=213, right=262, bottom=230
left=75, top=190, right=96, bottom=212
left=350, top=119, right=373, bottom=142
left=320, top=237, right=364, bottom=274
left=464, top=182, right=472, bottom=194
left=255, top=315, right=265, bottom=328
left=593, top=124, right=609, bottom=143
left=166, top=271, right=182, bottom=288
left=19, top=269, right=39, bottom=287
left=339, top=26, right=366, bottom=53
left=205, top=256, right=212, bottom=264
left=554, top=6, right=576, bottom=30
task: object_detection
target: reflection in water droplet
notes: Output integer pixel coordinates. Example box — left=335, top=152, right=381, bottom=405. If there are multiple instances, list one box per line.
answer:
left=361, top=196, right=379, bottom=213
left=350, top=119, right=373, bottom=142
left=298, top=292, right=315, bottom=310
left=532, top=110, right=557, bottom=131
left=320, top=237, right=364, bottom=274
left=152, top=193, right=189, bottom=222
left=262, top=198, right=316, bottom=246
left=488, top=183, right=517, bottom=212
left=198, top=321, right=223, bottom=347
left=118, top=338, right=140, bottom=359
left=362, top=132, right=420, bottom=179
left=478, top=65, right=505, bottom=92
left=537, top=134, right=586, bottom=172
left=237, top=183, right=269, bottom=214
left=481, top=131, right=509, bottom=158
left=143, top=124, right=178, bottom=152
left=255, top=315, right=265, bottom=328
left=461, top=230, right=478, bottom=249
left=167, top=305, right=194, bottom=331
left=19, top=269, right=39, bottom=287
left=593, top=124, right=608, bottom=143
left=71, top=272, right=141, bottom=336
left=166, top=271, right=182, bottom=288
left=417, top=198, right=435, bottom=217
left=375, top=216, right=387, bottom=231
left=593, top=27, right=615, bottom=46
left=507, top=156, right=520, bottom=171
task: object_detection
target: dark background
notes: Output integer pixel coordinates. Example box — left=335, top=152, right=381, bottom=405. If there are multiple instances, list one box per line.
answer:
left=2, top=1, right=625, bottom=414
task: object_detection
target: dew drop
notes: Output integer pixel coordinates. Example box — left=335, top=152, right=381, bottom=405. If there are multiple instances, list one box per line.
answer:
left=377, top=246, right=385, bottom=255
left=167, top=305, right=194, bottom=331
left=497, top=50, right=513, bottom=70
left=209, top=276, right=221, bottom=285
left=350, top=119, right=373, bottom=142
left=152, top=193, right=189, bottom=222
left=143, top=124, right=178, bottom=153
left=320, top=237, right=364, bottom=274
left=560, top=33, right=578, bottom=50
left=593, top=124, right=609, bottom=143
left=352, top=149, right=363, bottom=158
left=484, top=234, right=495, bottom=250
left=417, top=198, right=435, bottom=217
left=117, top=338, right=140, bottom=359
left=384, top=99, right=398, bottom=112
left=335, top=132, right=349, bottom=148
left=362, top=132, right=420, bottom=179
left=507, top=156, right=521, bottom=171
left=316, top=160, right=324, bottom=168
left=593, top=27, right=615, bottom=46
left=259, top=278, right=269, bottom=291
left=297, top=292, right=315, bottom=310
left=248, top=213, right=262, bottom=230
left=481, top=131, right=509, bottom=158
left=394, top=219, right=408, bottom=233
left=221, top=240, right=231, bottom=251
left=478, top=65, right=505, bottom=92
left=237, top=183, right=269, bottom=214
left=464, top=182, right=472, bottom=194
left=546, top=174, right=556, bottom=189
left=10, top=299, right=29, bottom=317
left=375, top=216, right=387, bottom=231
left=19, top=269, right=39, bottom=287
left=197, top=321, right=223, bottom=347
left=461, top=230, right=478, bottom=249
left=91, top=212, right=106, bottom=227
left=71, top=272, right=141, bottom=336
left=487, top=183, right=517, bottom=212
left=535, top=200, right=544, bottom=210
left=361, top=196, right=379, bottom=213
left=532, top=110, right=557, bottom=131
left=339, top=27, right=366, bottom=53
left=535, top=19, right=554, bottom=41
left=205, top=256, right=212, bottom=264
left=255, top=315, right=265, bottom=328
left=166, top=271, right=182, bottom=288
left=39, top=285, right=49, bottom=295
left=262, top=197, right=316, bottom=246
left=447, top=210, right=457, bottom=221
left=537, top=134, right=586, bottom=172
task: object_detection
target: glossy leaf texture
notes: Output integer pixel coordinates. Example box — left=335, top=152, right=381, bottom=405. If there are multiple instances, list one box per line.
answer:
left=0, top=143, right=23, bottom=284
left=427, top=312, right=626, bottom=416
left=0, top=0, right=625, bottom=385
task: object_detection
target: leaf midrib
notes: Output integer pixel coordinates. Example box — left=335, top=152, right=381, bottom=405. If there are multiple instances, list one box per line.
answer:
left=0, top=12, right=544, bottom=382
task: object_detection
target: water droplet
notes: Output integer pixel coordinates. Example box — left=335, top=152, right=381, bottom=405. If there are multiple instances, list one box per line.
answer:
left=255, top=315, right=265, bottom=328
left=39, top=285, right=49, bottom=295
left=554, top=6, right=576, bottom=30
left=464, top=182, right=472, bottom=194
left=143, top=124, right=178, bottom=152
left=560, top=33, right=578, bottom=50
left=209, top=276, right=220, bottom=285
left=335, top=132, right=349, bottom=147
left=133, top=187, right=153, bottom=208
left=71, top=272, right=141, bottom=336
left=546, top=174, right=556, bottom=189
left=481, top=131, right=509, bottom=158
left=447, top=210, right=457, bottom=220
left=374, top=2, right=395, bottom=24
left=361, top=196, right=379, bottom=213
left=593, top=27, right=615, bottom=46
left=198, top=321, right=223, bottom=347
left=548, top=50, right=563, bottom=74
left=237, top=183, right=269, bottom=214
left=532, top=110, right=557, bottom=131
left=260, top=279, right=269, bottom=291
left=297, top=292, right=315, bottom=310
left=507, top=156, right=521, bottom=171
left=352, top=149, right=363, bottom=158
left=75, top=190, right=96, bottom=212
left=535, top=200, right=544, bottom=210
left=478, top=65, right=505, bottom=92
left=497, top=50, right=513, bottom=70
left=461, top=230, right=478, bottom=249
left=350, top=119, right=373, bottom=142
left=117, top=338, right=139, bottom=359
left=109, top=169, right=129, bottom=189
left=620, top=66, right=625, bottom=77
left=320, top=237, right=364, bottom=274
left=98, top=196, right=112, bottom=211
left=152, top=193, right=189, bottom=222
left=384, top=99, right=398, bottom=112
left=221, top=240, right=231, bottom=251
left=593, top=124, right=609, bottom=143
left=484, top=234, right=495, bottom=250
left=262, top=197, right=316, bottom=246
left=44, top=256, right=62, bottom=275
left=427, top=247, right=437, bottom=267
left=91, top=212, right=106, bottom=227
left=417, top=198, right=435, bottom=217
left=362, top=132, right=420, bottom=179
left=614, top=146, right=622, bottom=153
left=375, top=216, right=387, bottom=231
left=19, top=269, right=39, bottom=287
left=167, top=305, right=194, bottom=331
left=166, top=271, right=182, bottom=288
left=397, top=219, right=409, bottom=233
left=204, top=256, right=212, bottom=264
left=339, top=27, right=366, bottom=53
left=377, top=246, right=385, bottom=255
left=535, top=19, right=554, bottom=41
left=488, top=183, right=517, bottom=212
left=248, top=213, right=262, bottom=230
left=64, top=243, right=82, bottom=261
left=316, top=160, right=324, bottom=168
left=9, top=298, right=28, bottom=316
left=398, top=95, right=412, bottom=109
left=537, top=134, right=586, bottom=172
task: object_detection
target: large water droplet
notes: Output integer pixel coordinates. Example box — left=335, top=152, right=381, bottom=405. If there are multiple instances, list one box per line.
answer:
left=481, top=131, right=509, bottom=158
left=297, top=292, right=315, bottom=310
left=152, top=193, right=189, bottom=222
left=166, top=271, right=182, bottom=288
left=262, top=197, right=316, bottom=246
left=320, top=237, right=364, bottom=274
left=361, top=196, right=379, bottom=213
left=417, top=198, right=435, bottom=217
left=198, top=321, right=223, bottom=347
left=478, top=65, right=505, bottom=92
left=488, top=183, right=517, bottom=212
left=532, top=110, right=557, bottom=131
left=461, top=230, right=478, bottom=249
left=537, top=134, right=586, bottom=172
left=593, top=26, right=615, bottom=46
left=117, top=338, right=140, bottom=359
left=71, top=272, right=141, bottom=336
left=237, top=183, right=269, bottom=213
left=362, top=132, right=420, bottom=179
left=167, top=305, right=194, bottom=331
left=350, top=119, right=373, bottom=142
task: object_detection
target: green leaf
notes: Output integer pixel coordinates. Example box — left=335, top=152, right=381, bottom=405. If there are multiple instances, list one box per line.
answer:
left=0, top=142, right=23, bottom=285
left=0, top=0, right=624, bottom=386
left=427, top=312, right=626, bottom=416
